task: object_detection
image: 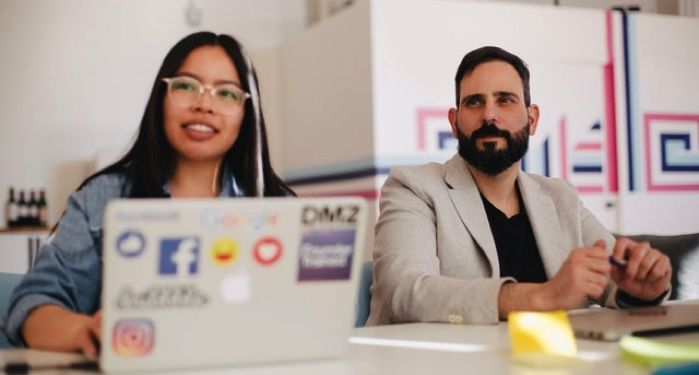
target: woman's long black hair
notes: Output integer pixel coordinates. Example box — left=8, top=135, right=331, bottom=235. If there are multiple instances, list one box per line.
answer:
left=81, top=31, right=292, bottom=197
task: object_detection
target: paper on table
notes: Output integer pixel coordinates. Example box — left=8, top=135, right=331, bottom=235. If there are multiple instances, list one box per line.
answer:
left=508, top=310, right=585, bottom=368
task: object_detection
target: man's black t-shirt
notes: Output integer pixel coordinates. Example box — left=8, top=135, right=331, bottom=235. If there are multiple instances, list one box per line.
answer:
left=481, top=186, right=548, bottom=283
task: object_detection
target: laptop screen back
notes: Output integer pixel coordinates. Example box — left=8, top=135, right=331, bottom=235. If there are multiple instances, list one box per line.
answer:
left=100, top=197, right=367, bottom=372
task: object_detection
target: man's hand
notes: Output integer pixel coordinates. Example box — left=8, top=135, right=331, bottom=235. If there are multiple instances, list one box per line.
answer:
left=610, top=237, right=671, bottom=301
left=23, top=305, right=102, bottom=357
left=541, top=240, right=612, bottom=310
left=498, top=240, right=612, bottom=318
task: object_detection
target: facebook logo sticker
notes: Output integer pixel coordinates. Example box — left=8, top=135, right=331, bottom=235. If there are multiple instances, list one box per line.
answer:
left=158, top=237, right=200, bottom=276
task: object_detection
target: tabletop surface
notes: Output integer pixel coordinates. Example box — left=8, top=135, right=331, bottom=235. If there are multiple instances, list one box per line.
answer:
left=4, top=321, right=697, bottom=375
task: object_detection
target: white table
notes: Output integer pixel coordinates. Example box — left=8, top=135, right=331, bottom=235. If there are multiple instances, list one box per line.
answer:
left=349, top=322, right=690, bottom=375
left=4, top=321, right=696, bottom=374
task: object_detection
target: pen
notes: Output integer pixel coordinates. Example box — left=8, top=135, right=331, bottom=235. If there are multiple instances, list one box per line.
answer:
left=608, top=255, right=628, bottom=268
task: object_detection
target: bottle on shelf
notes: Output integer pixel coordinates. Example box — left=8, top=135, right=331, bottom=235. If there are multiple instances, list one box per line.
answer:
left=38, top=189, right=48, bottom=227
left=5, top=187, right=18, bottom=228
left=28, top=190, right=39, bottom=226
left=18, top=189, right=28, bottom=226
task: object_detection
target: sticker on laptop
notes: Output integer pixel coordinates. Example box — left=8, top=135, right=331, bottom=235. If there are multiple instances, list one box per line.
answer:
left=115, top=230, right=146, bottom=258
left=220, top=269, right=251, bottom=303
left=297, top=228, right=355, bottom=281
left=200, top=209, right=279, bottom=231
left=253, top=236, right=283, bottom=266
left=115, top=284, right=209, bottom=310
left=112, top=318, right=155, bottom=357
left=301, top=204, right=360, bottom=226
left=158, top=237, right=200, bottom=277
left=210, top=237, right=239, bottom=266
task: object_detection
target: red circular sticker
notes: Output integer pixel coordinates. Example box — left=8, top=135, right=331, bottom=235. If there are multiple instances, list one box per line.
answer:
left=253, top=237, right=283, bottom=265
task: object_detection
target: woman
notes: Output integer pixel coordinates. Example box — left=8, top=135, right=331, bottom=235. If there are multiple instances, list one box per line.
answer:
left=2, top=32, right=292, bottom=355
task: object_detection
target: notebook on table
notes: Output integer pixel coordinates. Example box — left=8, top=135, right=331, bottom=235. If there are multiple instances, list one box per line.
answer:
left=100, top=197, right=367, bottom=373
left=568, top=302, right=699, bottom=341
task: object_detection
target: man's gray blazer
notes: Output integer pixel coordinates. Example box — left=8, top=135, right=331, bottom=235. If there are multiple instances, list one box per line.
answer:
left=367, top=154, right=621, bottom=325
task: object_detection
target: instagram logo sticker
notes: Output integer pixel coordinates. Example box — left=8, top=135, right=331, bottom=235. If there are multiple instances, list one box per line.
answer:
left=112, top=318, right=155, bottom=357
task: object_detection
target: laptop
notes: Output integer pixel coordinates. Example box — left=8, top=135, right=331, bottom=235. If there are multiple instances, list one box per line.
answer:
left=99, top=197, right=367, bottom=373
left=568, top=303, right=699, bottom=341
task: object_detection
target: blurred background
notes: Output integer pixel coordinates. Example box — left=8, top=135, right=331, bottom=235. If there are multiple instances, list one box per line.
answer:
left=1, top=0, right=698, bottom=271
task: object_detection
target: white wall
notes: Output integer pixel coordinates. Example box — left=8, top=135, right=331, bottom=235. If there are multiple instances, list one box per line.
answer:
left=280, top=0, right=373, bottom=173
left=0, top=0, right=305, bottom=226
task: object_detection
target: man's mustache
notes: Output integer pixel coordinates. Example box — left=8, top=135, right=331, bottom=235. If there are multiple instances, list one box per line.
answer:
left=471, top=122, right=512, bottom=141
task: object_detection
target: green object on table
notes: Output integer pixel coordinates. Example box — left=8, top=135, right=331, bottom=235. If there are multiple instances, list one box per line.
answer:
left=620, top=335, right=699, bottom=368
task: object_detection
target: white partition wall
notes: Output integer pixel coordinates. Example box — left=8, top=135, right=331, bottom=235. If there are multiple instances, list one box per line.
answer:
left=280, top=0, right=374, bottom=193
left=280, top=0, right=699, bottom=258
left=614, top=13, right=699, bottom=235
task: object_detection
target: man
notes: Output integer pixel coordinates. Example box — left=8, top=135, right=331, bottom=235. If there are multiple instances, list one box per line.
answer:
left=367, top=46, right=671, bottom=325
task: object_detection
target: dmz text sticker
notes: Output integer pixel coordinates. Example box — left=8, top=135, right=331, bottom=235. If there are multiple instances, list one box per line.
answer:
left=112, top=318, right=155, bottom=357
left=298, top=229, right=355, bottom=281
left=159, top=237, right=200, bottom=276
left=115, top=230, right=146, bottom=258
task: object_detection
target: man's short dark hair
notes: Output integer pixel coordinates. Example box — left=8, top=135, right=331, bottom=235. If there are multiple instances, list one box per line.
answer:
left=454, top=46, right=531, bottom=107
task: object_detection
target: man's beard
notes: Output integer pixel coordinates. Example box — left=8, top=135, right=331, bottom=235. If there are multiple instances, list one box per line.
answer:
left=457, top=121, right=530, bottom=176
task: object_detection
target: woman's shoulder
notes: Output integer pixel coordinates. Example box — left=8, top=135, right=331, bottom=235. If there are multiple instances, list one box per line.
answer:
left=80, top=172, right=129, bottom=197
left=70, top=172, right=129, bottom=212
left=46, top=172, right=130, bottom=246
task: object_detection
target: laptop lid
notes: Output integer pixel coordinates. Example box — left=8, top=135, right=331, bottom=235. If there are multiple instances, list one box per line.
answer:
left=100, top=197, right=367, bottom=373
left=568, top=303, right=699, bottom=341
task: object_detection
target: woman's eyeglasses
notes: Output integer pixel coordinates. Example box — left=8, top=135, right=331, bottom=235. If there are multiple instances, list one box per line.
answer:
left=162, top=76, right=250, bottom=116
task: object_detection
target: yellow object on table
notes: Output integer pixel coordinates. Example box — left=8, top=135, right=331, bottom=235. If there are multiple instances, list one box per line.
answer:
left=508, top=310, right=580, bottom=367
